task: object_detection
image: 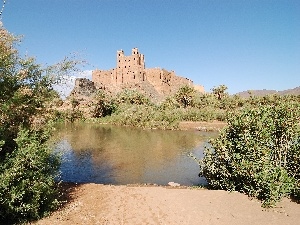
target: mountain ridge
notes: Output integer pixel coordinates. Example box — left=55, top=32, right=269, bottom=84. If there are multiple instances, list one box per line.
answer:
left=235, top=86, right=300, bottom=98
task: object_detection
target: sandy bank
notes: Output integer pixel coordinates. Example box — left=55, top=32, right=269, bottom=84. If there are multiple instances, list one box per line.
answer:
left=178, top=121, right=226, bottom=131
left=34, top=183, right=300, bottom=225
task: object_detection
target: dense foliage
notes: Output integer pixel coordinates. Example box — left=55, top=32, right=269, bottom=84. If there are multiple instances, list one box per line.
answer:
left=0, top=28, right=78, bottom=223
left=85, top=85, right=229, bottom=129
left=67, top=84, right=300, bottom=135
left=199, top=101, right=300, bottom=207
left=0, top=129, right=60, bottom=222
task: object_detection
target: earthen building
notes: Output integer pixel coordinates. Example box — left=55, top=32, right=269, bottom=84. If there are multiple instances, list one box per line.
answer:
left=92, top=48, right=204, bottom=100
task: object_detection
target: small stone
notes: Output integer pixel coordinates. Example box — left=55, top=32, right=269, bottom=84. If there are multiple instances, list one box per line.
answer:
left=168, top=182, right=180, bottom=187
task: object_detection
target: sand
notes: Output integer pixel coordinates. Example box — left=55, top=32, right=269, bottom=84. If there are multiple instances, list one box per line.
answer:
left=33, top=183, right=300, bottom=225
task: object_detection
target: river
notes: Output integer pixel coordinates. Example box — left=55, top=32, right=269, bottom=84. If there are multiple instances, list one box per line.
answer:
left=52, top=123, right=217, bottom=186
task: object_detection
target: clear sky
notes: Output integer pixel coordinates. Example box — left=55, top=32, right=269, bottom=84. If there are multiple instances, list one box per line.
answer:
left=2, top=0, right=300, bottom=94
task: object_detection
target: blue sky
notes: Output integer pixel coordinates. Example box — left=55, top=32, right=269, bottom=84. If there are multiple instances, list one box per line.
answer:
left=2, top=0, right=300, bottom=94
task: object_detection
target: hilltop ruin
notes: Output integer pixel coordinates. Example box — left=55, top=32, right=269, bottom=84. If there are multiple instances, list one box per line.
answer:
left=91, top=48, right=204, bottom=101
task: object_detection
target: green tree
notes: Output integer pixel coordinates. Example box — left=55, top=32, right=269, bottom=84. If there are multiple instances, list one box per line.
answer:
left=211, top=85, right=229, bottom=110
left=0, top=28, right=81, bottom=223
left=211, top=84, right=228, bottom=101
left=175, top=85, right=197, bottom=108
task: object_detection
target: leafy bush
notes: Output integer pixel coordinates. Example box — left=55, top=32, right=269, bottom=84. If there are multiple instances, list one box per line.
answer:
left=93, top=90, right=116, bottom=118
left=174, top=85, right=197, bottom=108
left=160, top=96, right=180, bottom=110
left=180, top=107, right=226, bottom=122
left=114, top=89, right=151, bottom=105
left=91, top=85, right=239, bottom=129
left=199, top=102, right=300, bottom=207
left=0, top=129, right=60, bottom=223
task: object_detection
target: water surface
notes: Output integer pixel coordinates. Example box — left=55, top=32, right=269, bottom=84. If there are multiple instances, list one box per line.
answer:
left=52, top=123, right=216, bottom=186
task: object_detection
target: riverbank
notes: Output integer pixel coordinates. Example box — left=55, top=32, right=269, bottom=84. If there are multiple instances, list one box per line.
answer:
left=33, top=183, right=300, bottom=225
left=178, top=121, right=226, bottom=131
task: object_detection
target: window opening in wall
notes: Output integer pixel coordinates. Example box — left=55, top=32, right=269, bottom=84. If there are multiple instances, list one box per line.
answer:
left=119, top=54, right=120, bottom=56
left=119, top=60, right=120, bottom=62
left=134, top=75, right=135, bottom=79
left=125, top=66, right=126, bottom=68
left=134, top=58, right=135, bottom=60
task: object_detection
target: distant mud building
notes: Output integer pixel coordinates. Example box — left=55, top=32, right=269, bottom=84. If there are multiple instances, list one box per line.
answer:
left=92, top=48, right=204, bottom=101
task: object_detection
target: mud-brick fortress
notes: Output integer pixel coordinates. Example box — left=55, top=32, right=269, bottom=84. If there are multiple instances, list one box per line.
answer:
left=92, top=48, right=204, bottom=100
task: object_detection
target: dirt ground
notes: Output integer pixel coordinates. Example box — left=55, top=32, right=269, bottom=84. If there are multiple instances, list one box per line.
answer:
left=33, top=183, right=300, bottom=225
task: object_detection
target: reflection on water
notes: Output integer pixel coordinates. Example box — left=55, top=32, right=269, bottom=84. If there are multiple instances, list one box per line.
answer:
left=52, top=123, right=217, bottom=186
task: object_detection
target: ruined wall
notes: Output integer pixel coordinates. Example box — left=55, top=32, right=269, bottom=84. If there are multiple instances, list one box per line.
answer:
left=92, top=69, right=114, bottom=86
left=194, top=84, right=205, bottom=93
left=144, top=68, right=194, bottom=95
left=144, top=68, right=162, bottom=86
left=170, top=74, right=194, bottom=92
left=142, top=69, right=173, bottom=95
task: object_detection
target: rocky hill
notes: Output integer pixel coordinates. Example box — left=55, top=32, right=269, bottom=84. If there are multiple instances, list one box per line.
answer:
left=69, top=78, right=164, bottom=102
left=279, top=86, right=300, bottom=95
left=236, top=86, right=300, bottom=98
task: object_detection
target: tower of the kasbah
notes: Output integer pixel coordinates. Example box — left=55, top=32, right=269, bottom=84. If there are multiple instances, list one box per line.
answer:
left=115, top=48, right=146, bottom=85
left=92, top=48, right=204, bottom=97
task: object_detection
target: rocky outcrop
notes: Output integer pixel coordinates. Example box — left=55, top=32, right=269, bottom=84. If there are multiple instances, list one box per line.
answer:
left=69, top=78, right=97, bottom=98
left=62, top=78, right=99, bottom=118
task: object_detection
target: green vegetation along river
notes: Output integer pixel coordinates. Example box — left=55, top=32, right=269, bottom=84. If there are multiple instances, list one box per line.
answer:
left=52, top=123, right=217, bottom=186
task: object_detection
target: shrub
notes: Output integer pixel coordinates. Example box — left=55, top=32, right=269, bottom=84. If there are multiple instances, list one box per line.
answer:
left=199, top=102, right=300, bottom=207
left=160, top=96, right=180, bottom=110
left=92, top=90, right=116, bottom=118
left=114, top=89, right=151, bottom=105
left=174, top=85, right=197, bottom=108
left=0, top=129, right=60, bottom=223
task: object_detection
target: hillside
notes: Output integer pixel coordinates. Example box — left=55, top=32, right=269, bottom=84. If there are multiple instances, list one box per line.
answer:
left=279, top=86, right=300, bottom=96
left=236, top=86, right=300, bottom=98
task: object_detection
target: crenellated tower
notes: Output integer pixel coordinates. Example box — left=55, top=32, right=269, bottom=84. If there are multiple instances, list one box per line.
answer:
left=114, top=48, right=145, bottom=84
